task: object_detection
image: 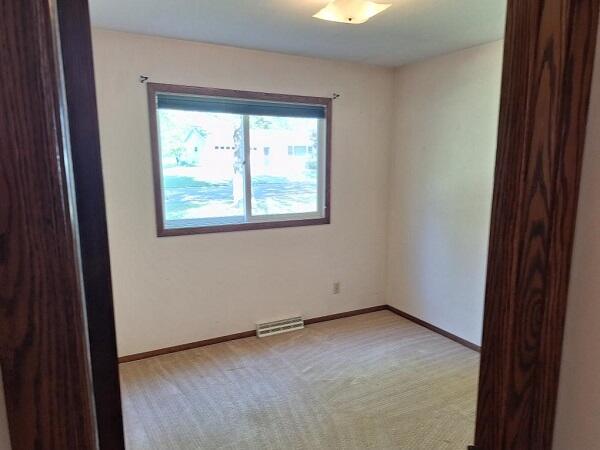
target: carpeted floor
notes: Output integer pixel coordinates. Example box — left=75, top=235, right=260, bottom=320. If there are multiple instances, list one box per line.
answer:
left=119, top=310, right=479, bottom=449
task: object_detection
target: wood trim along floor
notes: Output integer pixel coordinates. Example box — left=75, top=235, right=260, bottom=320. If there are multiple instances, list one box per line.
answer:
left=385, top=305, right=481, bottom=352
left=118, top=329, right=257, bottom=363
left=303, top=305, right=387, bottom=325
left=119, top=306, right=387, bottom=363
left=118, top=304, right=479, bottom=363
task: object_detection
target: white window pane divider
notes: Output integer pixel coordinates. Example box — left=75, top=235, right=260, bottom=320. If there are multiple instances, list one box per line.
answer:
left=317, top=118, right=326, bottom=217
left=242, top=114, right=252, bottom=221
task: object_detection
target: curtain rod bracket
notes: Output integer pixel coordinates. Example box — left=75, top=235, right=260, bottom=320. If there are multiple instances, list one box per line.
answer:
left=332, top=93, right=340, bottom=100
left=140, top=75, right=149, bottom=84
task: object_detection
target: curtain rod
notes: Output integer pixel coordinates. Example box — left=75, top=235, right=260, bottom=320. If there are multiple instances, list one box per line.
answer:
left=139, top=75, right=340, bottom=99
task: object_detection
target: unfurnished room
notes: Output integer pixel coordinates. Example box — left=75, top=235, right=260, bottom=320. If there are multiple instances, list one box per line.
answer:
left=91, top=1, right=503, bottom=449
left=8, top=1, right=600, bottom=450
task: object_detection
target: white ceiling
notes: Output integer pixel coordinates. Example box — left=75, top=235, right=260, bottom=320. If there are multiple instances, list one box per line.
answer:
left=89, top=0, right=506, bottom=67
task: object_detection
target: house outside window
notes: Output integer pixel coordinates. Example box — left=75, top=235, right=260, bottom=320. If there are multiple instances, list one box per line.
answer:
left=148, top=84, right=332, bottom=236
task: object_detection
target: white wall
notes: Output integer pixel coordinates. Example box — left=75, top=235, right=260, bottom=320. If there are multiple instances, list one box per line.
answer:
left=0, top=374, right=11, bottom=450
left=92, top=29, right=394, bottom=357
left=553, top=26, right=600, bottom=450
left=386, top=41, right=504, bottom=346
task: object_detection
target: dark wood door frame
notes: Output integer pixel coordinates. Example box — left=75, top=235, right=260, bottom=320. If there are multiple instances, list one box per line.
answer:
left=1, top=0, right=125, bottom=448
left=474, top=1, right=599, bottom=449
left=0, top=0, right=100, bottom=448
left=1, top=0, right=598, bottom=449
left=56, top=0, right=126, bottom=448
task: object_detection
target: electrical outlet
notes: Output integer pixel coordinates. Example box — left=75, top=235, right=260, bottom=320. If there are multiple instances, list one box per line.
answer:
left=333, top=282, right=341, bottom=294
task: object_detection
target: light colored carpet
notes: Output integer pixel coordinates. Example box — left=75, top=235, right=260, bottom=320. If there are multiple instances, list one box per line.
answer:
left=119, top=310, right=479, bottom=450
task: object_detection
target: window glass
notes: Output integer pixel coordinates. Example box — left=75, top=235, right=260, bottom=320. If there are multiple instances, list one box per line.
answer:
left=158, top=110, right=245, bottom=226
left=152, top=87, right=329, bottom=234
left=249, top=116, right=319, bottom=216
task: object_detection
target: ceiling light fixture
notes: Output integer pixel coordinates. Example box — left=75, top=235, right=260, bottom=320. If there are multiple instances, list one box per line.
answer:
left=313, top=0, right=392, bottom=25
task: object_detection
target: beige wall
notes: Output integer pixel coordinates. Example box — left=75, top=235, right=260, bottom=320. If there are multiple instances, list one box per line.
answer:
left=386, top=41, right=504, bottom=346
left=92, top=29, right=394, bottom=356
left=553, top=26, right=600, bottom=450
left=0, top=374, right=10, bottom=450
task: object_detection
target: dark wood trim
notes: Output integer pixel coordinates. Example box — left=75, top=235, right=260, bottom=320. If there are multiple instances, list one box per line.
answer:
left=385, top=306, right=481, bottom=352
left=56, top=0, right=126, bottom=448
left=147, top=82, right=163, bottom=236
left=119, top=306, right=387, bottom=363
left=304, top=305, right=388, bottom=325
left=474, top=1, right=599, bottom=449
left=146, top=82, right=333, bottom=237
left=118, top=305, right=486, bottom=363
left=158, top=217, right=330, bottom=237
left=119, top=330, right=257, bottom=363
left=325, top=95, right=332, bottom=222
left=147, top=83, right=333, bottom=106
left=119, top=305, right=388, bottom=363
left=0, top=0, right=98, bottom=448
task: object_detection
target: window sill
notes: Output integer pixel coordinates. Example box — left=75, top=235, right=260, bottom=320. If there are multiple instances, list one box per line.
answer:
left=157, top=216, right=330, bottom=237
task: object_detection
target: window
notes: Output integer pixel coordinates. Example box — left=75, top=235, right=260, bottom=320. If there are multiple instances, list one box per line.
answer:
left=148, top=84, right=331, bottom=236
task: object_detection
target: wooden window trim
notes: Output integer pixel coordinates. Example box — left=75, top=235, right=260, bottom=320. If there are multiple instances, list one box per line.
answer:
left=146, top=83, right=333, bottom=237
